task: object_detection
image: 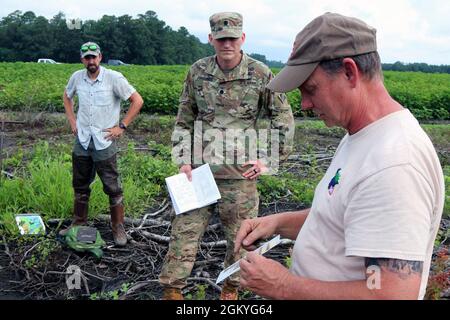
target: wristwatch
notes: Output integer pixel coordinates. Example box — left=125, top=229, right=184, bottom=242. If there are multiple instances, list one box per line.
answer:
left=119, top=122, right=127, bottom=130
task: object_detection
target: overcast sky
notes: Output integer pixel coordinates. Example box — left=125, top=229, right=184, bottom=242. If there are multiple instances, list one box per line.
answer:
left=1, top=0, right=449, bottom=64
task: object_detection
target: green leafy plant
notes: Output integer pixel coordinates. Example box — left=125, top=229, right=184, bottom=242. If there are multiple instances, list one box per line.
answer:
left=1, top=63, right=448, bottom=120
left=284, top=255, right=292, bottom=269
left=21, top=236, right=61, bottom=268
left=0, top=141, right=177, bottom=235
left=185, top=284, right=207, bottom=300
left=89, top=282, right=130, bottom=300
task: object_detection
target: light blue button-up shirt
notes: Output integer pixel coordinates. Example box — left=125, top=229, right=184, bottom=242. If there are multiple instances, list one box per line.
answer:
left=65, top=66, right=136, bottom=150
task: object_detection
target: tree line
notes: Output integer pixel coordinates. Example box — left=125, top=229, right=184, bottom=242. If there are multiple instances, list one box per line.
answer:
left=0, top=10, right=448, bottom=73
left=0, top=10, right=286, bottom=67
left=382, top=61, right=450, bottom=74
left=0, top=10, right=215, bottom=65
left=248, top=53, right=285, bottom=68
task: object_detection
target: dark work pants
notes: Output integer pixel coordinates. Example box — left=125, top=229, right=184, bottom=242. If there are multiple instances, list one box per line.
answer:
left=72, top=138, right=123, bottom=204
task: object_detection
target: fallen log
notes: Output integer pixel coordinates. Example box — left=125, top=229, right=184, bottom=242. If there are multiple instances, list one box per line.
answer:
left=136, top=230, right=227, bottom=248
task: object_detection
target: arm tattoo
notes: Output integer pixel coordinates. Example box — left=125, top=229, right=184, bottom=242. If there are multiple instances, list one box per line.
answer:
left=365, top=258, right=423, bottom=280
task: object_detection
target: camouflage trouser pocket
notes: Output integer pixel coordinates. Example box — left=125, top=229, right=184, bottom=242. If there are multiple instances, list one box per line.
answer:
left=217, top=179, right=259, bottom=287
left=159, top=206, right=212, bottom=288
left=217, top=179, right=259, bottom=230
left=159, top=179, right=259, bottom=289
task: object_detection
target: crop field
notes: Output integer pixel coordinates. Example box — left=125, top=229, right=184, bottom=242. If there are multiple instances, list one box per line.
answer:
left=0, top=62, right=448, bottom=300
left=0, top=62, right=449, bottom=119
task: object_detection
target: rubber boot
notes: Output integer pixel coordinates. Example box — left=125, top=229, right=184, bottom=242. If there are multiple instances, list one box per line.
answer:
left=110, top=203, right=127, bottom=246
left=220, top=282, right=239, bottom=300
left=162, top=287, right=184, bottom=300
left=59, top=195, right=89, bottom=236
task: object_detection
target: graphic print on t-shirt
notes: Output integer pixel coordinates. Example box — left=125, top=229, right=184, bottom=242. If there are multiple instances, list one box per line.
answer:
left=328, top=168, right=341, bottom=195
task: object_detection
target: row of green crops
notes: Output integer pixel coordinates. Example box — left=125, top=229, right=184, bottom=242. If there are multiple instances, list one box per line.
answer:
left=0, top=62, right=448, bottom=119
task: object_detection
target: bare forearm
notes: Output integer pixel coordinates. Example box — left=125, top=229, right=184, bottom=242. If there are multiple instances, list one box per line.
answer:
left=274, top=209, right=310, bottom=240
left=279, top=275, right=378, bottom=300
left=122, top=93, right=143, bottom=126
left=278, top=259, right=421, bottom=300
left=63, top=93, right=76, bottom=123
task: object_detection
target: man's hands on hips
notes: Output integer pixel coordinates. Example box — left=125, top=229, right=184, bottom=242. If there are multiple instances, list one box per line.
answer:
left=240, top=251, right=291, bottom=299
left=69, top=118, right=77, bottom=135
left=103, top=126, right=125, bottom=141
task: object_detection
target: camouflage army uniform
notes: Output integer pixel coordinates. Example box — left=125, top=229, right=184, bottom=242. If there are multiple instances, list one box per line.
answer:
left=159, top=15, right=294, bottom=292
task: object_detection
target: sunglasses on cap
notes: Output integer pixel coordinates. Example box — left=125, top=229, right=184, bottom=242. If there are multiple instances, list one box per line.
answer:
left=80, top=44, right=98, bottom=52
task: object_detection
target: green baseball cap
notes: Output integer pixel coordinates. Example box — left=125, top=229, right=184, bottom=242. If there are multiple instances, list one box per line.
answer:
left=267, top=13, right=377, bottom=92
left=209, top=12, right=243, bottom=39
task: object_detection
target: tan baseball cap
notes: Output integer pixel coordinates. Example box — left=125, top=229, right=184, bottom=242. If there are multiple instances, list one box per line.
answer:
left=80, top=42, right=101, bottom=58
left=267, top=12, right=377, bottom=92
left=209, top=12, right=243, bottom=39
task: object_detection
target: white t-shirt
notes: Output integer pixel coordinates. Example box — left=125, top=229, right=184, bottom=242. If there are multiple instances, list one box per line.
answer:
left=290, top=109, right=444, bottom=299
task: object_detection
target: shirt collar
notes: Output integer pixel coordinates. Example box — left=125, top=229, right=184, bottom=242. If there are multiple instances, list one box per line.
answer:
left=83, top=66, right=105, bottom=83
left=205, top=51, right=250, bottom=82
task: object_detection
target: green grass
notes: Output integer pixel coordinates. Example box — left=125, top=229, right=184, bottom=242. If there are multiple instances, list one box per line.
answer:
left=295, top=120, right=346, bottom=137
left=0, top=116, right=448, bottom=238
left=422, top=124, right=450, bottom=148
left=185, top=284, right=207, bottom=300
left=258, top=164, right=322, bottom=207
left=0, top=141, right=177, bottom=236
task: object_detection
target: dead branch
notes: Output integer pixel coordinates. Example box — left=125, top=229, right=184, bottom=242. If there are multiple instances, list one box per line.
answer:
left=138, top=230, right=170, bottom=243
left=1, top=170, right=14, bottom=178
left=135, top=229, right=227, bottom=248
left=187, top=277, right=222, bottom=292
left=120, top=279, right=160, bottom=298
left=95, top=214, right=222, bottom=234
left=96, top=214, right=170, bottom=228
left=193, top=258, right=221, bottom=267
left=136, top=201, right=170, bottom=229
left=2, top=236, right=31, bottom=281
left=201, top=240, right=227, bottom=248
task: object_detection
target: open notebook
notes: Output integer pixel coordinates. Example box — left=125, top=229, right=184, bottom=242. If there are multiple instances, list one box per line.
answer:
left=165, top=164, right=221, bottom=215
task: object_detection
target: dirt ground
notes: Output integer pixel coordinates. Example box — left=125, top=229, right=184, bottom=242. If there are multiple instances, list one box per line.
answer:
left=0, top=112, right=448, bottom=300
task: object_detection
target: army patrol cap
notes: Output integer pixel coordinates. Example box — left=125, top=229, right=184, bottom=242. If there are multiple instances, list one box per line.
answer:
left=209, top=12, right=243, bottom=39
left=267, top=12, right=377, bottom=92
